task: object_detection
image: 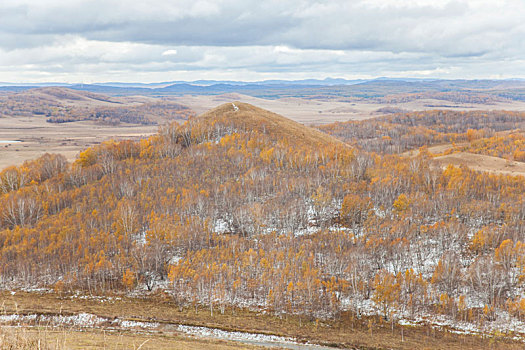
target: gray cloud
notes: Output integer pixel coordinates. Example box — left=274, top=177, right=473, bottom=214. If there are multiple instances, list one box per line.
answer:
left=0, top=0, right=523, bottom=82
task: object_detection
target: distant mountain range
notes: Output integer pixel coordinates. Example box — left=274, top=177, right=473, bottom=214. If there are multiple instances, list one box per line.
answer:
left=2, top=77, right=524, bottom=88
left=0, top=77, right=369, bottom=88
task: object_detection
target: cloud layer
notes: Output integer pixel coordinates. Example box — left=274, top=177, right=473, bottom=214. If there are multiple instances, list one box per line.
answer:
left=0, top=0, right=523, bottom=82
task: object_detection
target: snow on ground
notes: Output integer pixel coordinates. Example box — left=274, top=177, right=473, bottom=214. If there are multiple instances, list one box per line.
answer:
left=214, top=218, right=230, bottom=234
left=132, top=230, right=147, bottom=245
left=0, top=312, right=160, bottom=330
left=0, top=314, right=37, bottom=323
left=49, top=313, right=107, bottom=327
left=178, top=324, right=295, bottom=344
left=68, top=293, right=122, bottom=303
left=294, top=226, right=320, bottom=237
left=0, top=313, right=107, bottom=328
left=118, top=319, right=160, bottom=329
left=341, top=297, right=377, bottom=317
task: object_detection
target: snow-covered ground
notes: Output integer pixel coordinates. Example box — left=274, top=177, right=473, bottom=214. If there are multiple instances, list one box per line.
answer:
left=0, top=313, right=107, bottom=328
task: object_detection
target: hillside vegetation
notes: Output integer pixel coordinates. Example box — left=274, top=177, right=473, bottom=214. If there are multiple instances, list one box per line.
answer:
left=457, top=130, right=525, bottom=161
left=2, top=104, right=525, bottom=345
left=0, top=87, right=194, bottom=125
left=319, top=109, right=525, bottom=153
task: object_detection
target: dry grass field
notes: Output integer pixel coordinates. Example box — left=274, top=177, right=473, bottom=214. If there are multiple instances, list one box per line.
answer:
left=0, top=326, right=263, bottom=350
left=0, top=291, right=522, bottom=350
left=0, top=87, right=194, bottom=170
left=0, top=115, right=158, bottom=170
left=403, top=142, right=525, bottom=177
left=433, top=152, right=525, bottom=176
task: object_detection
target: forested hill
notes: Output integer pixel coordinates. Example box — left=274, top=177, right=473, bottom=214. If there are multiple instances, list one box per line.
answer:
left=2, top=103, right=525, bottom=332
left=0, top=102, right=354, bottom=294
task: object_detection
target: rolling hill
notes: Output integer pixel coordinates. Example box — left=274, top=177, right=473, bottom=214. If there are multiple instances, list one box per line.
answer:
left=0, top=87, right=194, bottom=124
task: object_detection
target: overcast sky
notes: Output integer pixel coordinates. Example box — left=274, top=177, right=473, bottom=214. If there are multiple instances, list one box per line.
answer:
left=0, top=0, right=524, bottom=83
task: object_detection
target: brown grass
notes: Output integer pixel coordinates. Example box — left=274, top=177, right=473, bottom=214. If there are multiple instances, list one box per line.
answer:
left=433, top=152, right=525, bottom=176
left=0, top=291, right=522, bottom=350
left=0, top=327, right=262, bottom=350
left=0, top=327, right=54, bottom=350
left=402, top=142, right=525, bottom=177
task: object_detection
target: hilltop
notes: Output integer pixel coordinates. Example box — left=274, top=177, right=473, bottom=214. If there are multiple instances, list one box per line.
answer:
left=184, top=102, right=345, bottom=148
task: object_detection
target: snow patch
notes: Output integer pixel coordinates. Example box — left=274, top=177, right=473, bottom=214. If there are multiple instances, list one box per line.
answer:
left=214, top=218, right=230, bottom=234
left=118, top=319, right=160, bottom=329
left=178, top=324, right=295, bottom=344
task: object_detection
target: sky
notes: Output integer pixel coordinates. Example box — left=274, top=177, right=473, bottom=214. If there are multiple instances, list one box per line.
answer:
left=0, top=0, right=524, bottom=83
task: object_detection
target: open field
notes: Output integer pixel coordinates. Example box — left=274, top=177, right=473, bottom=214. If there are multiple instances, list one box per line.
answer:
left=401, top=143, right=470, bottom=158
left=0, top=115, right=158, bottom=170
left=0, top=87, right=193, bottom=170
left=433, top=152, right=525, bottom=176
left=403, top=143, right=525, bottom=176
left=0, top=291, right=522, bottom=350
